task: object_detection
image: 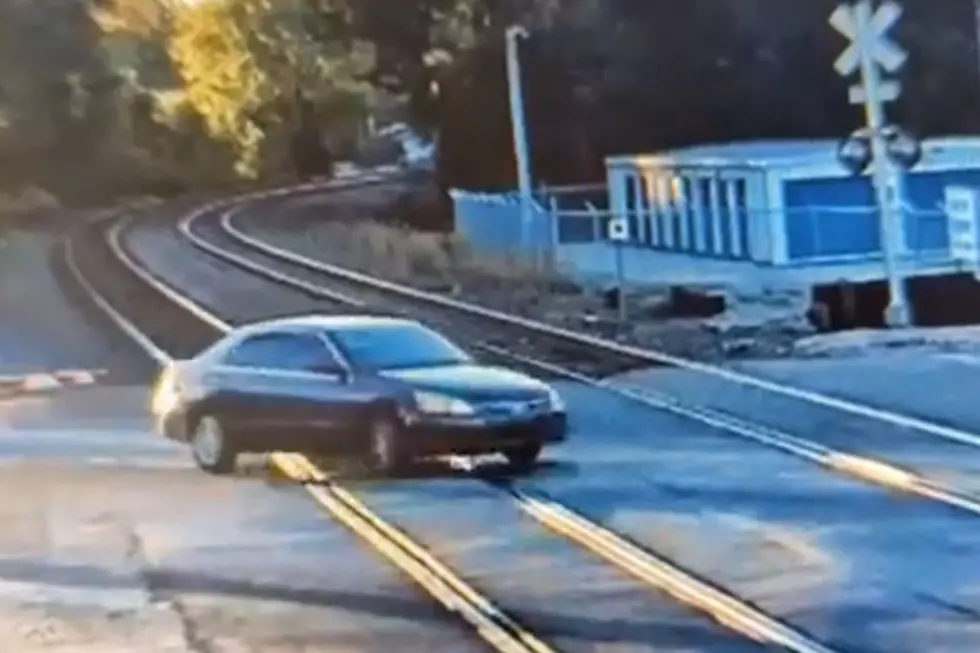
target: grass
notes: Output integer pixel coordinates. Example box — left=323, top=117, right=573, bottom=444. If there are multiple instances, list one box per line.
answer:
left=306, top=219, right=578, bottom=303
left=250, top=212, right=815, bottom=358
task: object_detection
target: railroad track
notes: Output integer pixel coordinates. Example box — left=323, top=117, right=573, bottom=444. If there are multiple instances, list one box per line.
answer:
left=191, top=195, right=646, bottom=379
left=60, top=183, right=847, bottom=653
left=216, top=187, right=980, bottom=448
left=174, top=188, right=980, bottom=520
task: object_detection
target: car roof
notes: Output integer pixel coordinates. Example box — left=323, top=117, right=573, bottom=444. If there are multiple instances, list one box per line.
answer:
left=234, top=314, right=421, bottom=337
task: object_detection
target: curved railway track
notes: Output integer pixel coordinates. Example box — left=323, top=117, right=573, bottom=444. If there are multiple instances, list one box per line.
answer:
left=59, top=182, right=853, bottom=653
left=215, top=187, right=980, bottom=454
left=60, top=176, right=980, bottom=653
left=178, top=189, right=980, bottom=518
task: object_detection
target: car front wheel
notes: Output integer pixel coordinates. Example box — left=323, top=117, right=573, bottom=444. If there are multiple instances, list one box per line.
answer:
left=505, top=444, right=542, bottom=469
left=190, top=416, right=237, bottom=475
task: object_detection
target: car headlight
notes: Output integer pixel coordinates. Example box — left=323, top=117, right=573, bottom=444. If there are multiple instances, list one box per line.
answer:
left=547, top=387, right=566, bottom=412
left=413, top=391, right=476, bottom=416
left=151, top=368, right=181, bottom=416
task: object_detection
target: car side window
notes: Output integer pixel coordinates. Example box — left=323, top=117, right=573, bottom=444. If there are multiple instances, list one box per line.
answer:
left=223, top=332, right=341, bottom=373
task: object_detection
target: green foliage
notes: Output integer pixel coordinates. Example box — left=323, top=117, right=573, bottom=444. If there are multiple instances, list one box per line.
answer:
left=0, top=0, right=123, bottom=200
left=167, top=0, right=268, bottom=177
left=0, top=0, right=380, bottom=204
left=167, top=0, right=373, bottom=178
left=94, top=0, right=179, bottom=88
left=347, top=0, right=496, bottom=131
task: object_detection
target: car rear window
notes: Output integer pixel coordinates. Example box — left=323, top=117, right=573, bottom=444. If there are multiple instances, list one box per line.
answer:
left=223, top=332, right=340, bottom=372
left=331, top=323, right=472, bottom=371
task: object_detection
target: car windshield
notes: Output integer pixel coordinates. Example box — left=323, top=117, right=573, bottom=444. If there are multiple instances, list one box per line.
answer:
left=330, top=323, right=473, bottom=371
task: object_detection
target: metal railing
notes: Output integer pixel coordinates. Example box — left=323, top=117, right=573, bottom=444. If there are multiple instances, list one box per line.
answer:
left=451, top=187, right=966, bottom=268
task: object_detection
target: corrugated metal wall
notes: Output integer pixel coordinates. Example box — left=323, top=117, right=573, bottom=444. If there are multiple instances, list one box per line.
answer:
left=782, top=168, right=980, bottom=262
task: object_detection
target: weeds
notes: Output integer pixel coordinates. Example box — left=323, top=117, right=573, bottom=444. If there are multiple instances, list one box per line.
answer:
left=304, top=219, right=574, bottom=302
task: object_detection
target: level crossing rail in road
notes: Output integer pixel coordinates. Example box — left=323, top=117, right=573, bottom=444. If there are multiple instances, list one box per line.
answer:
left=188, top=204, right=980, bottom=520
left=66, top=178, right=848, bottom=653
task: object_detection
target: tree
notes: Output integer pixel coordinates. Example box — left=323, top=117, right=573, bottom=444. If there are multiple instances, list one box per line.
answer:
left=93, top=0, right=180, bottom=88
left=434, top=0, right=980, bottom=194
left=0, top=0, right=121, bottom=198
left=342, top=0, right=501, bottom=132
left=168, top=0, right=373, bottom=178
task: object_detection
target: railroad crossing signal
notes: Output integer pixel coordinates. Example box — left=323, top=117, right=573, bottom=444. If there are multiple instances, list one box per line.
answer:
left=830, top=0, right=906, bottom=105
left=829, top=0, right=913, bottom=328
left=838, top=124, right=921, bottom=174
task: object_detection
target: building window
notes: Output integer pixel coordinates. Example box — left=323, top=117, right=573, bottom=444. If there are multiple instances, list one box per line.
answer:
left=669, top=175, right=687, bottom=251
left=715, top=179, right=733, bottom=257
left=732, top=178, right=751, bottom=259
left=627, top=173, right=645, bottom=245
left=657, top=176, right=674, bottom=250
left=696, top=177, right=713, bottom=255
left=644, top=172, right=661, bottom=248
left=679, top=175, right=695, bottom=252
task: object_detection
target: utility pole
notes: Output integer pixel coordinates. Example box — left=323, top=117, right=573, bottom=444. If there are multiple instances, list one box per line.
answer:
left=505, top=25, right=533, bottom=255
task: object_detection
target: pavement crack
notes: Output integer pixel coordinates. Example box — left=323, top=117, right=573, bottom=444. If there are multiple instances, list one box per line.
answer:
left=126, top=527, right=215, bottom=653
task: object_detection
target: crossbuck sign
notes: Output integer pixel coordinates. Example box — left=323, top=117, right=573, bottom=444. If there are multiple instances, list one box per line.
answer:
left=830, top=0, right=906, bottom=105
left=829, top=0, right=912, bottom=327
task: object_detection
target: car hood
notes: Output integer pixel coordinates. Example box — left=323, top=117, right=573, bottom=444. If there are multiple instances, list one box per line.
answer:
left=379, top=364, right=548, bottom=400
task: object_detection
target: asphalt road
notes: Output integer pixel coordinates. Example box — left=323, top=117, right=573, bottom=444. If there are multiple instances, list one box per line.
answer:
left=343, top=467, right=768, bottom=653
left=0, top=230, right=140, bottom=379
left=122, top=206, right=980, bottom=652
left=0, top=221, right=489, bottom=652
left=123, top=182, right=775, bottom=653
left=731, top=351, right=980, bottom=436
left=526, top=381, right=980, bottom=653
left=616, top=355, right=980, bottom=495
left=0, top=387, right=490, bottom=652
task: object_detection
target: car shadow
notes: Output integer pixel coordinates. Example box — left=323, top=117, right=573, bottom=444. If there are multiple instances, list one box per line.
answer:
left=247, top=453, right=579, bottom=487
left=0, top=556, right=747, bottom=646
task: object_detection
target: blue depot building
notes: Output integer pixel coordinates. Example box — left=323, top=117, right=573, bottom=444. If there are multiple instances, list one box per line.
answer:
left=452, top=136, right=980, bottom=295
left=601, top=137, right=980, bottom=286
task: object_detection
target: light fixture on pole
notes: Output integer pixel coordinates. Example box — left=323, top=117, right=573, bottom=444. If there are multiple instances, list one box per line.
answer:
left=838, top=124, right=921, bottom=175
left=881, top=125, right=922, bottom=170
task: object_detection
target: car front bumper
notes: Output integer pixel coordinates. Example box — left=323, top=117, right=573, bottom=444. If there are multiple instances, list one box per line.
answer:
left=403, top=411, right=567, bottom=456
left=154, top=405, right=190, bottom=442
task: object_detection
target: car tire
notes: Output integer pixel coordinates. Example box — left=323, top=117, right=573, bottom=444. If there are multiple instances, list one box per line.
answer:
left=190, top=415, right=237, bottom=475
left=505, top=444, right=542, bottom=468
left=364, top=414, right=406, bottom=475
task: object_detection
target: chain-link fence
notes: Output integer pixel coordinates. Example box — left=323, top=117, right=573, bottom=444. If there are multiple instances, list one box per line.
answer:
left=452, top=186, right=966, bottom=272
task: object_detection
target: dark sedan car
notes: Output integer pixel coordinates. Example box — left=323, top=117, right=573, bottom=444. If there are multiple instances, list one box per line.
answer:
left=151, top=314, right=568, bottom=475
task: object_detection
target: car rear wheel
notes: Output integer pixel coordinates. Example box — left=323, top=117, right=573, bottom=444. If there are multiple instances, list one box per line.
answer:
left=364, top=415, right=406, bottom=475
left=190, top=416, right=237, bottom=475
left=505, top=444, right=542, bottom=468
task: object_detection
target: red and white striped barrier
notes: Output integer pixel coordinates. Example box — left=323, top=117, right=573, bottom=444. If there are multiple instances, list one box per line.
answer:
left=0, top=369, right=107, bottom=395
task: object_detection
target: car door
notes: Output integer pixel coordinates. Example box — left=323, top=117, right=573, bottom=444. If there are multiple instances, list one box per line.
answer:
left=215, top=330, right=352, bottom=453
left=207, top=332, right=292, bottom=446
